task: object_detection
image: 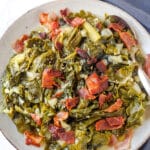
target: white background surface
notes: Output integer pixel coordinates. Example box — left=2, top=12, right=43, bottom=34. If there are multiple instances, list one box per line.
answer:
left=0, top=1, right=53, bottom=149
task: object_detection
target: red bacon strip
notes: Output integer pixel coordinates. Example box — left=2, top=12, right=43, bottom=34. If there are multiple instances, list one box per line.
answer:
left=49, top=124, right=75, bottom=144
left=71, top=17, right=85, bottom=27
left=95, top=116, right=124, bottom=131
left=65, top=97, right=79, bottom=110
left=30, top=113, right=42, bottom=126
left=109, top=23, right=124, bottom=32
left=54, top=111, right=69, bottom=127
left=86, top=73, right=108, bottom=95
left=58, top=131, right=75, bottom=144
left=24, top=131, right=43, bottom=147
left=119, top=32, right=137, bottom=50
left=42, top=69, right=63, bottom=89
left=104, top=99, right=123, bottom=112
left=78, top=88, right=96, bottom=100
left=99, top=93, right=112, bottom=108
left=96, top=60, right=107, bottom=73
left=12, top=34, right=29, bottom=53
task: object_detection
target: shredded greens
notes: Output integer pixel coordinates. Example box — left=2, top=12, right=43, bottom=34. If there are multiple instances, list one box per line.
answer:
left=1, top=9, right=148, bottom=150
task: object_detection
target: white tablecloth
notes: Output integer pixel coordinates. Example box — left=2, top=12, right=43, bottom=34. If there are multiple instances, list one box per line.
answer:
left=0, top=1, right=53, bottom=149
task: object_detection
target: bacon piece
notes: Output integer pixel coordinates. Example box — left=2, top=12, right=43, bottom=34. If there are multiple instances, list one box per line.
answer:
left=86, top=72, right=101, bottom=95
left=39, top=32, right=47, bottom=39
left=119, top=32, right=137, bottom=50
left=99, top=93, right=112, bottom=108
left=59, top=131, right=75, bottom=144
left=42, top=69, right=63, bottom=89
left=50, top=28, right=61, bottom=41
left=104, top=99, right=123, bottom=112
left=53, top=91, right=64, bottom=98
left=95, top=116, right=124, bottom=131
left=55, top=41, right=63, bottom=51
left=106, top=116, right=124, bottom=127
left=12, top=34, right=29, bottom=53
left=96, top=22, right=102, bottom=31
left=99, top=94, right=107, bottom=108
left=49, top=124, right=75, bottom=144
left=30, top=113, right=42, bottom=126
left=71, top=17, right=85, bottom=27
left=99, top=75, right=109, bottom=92
left=78, top=88, right=96, bottom=100
left=76, top=48, right=90, bottom=59
left=39, top=13, right=49, bottom=25
left=24, top=131, right=43, bottom=147
left=86, top=73, right=108, bottom=95
left=87, top=57, right=97, bottom=65
left=144, top=54, right=150, bottom=78
left=50, top=20, right=60, bottom=31
left=96, top=60, right=107, bottom=73
left=56, top=111, right=69, bottom=120
left=60, top=8, right=72, bottom=24
left=49, top=124, right=65, bottom=140
left=65, top=97, right=79, bottom=110
left=54, top=111, right=69, bottom=127
left=109, top=23, right=124, bottom=32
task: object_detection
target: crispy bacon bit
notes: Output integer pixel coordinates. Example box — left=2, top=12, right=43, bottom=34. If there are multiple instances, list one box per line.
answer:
left=39, top=13, right=49, bottom=25
left=49, top=124, right=75, bottom=144
left=76, top=48, right=90, bottom=59
left=119, top=32, right=137, bottom=50
left=53, top=91, right=64, bottom=98
left=87, top=57, right=97, bottom=65
left=95, top=116, right=124, bottom=131
left=99, top=93, right=112, bottom=108
left=60, top=8, right=70, bottom=18
left=71, top=17, right=85, bottom=27
left=96, top=22, right=102, bottom=31
left=24, top=131, right=43, bottom=147
left=50, top=28, right=61, bottom=41
left=65, top=97, right=79, bottom=110
left=106, top=116, right=124, bottom=127
left=109, top=23, right=124, bottom=32
left=42, top=69, right=63, bottom=88
left=78, top=88, right=96, bottom=100
left=99, top=75, right=109, bottom=92
left=39, top=12, right=61, bottom=40
left=56, top=111, right=69, bottom=120
left=86, top=72, right=101, bottom=95
left=30, top=113, right=42, bottom=126
left=96, top=60, right=107, bottom=73
left=51, top=21, right=60, bottom=31
left=60, top=8, right=72, bottom=24
left=144, top=54, right=150, bottom=78
left=104, top=99, right=123, bottom=112
left=59, top=131, right=75, bottom=144
left=54, top=116, right=61, bottom=127
left=54, top=111, right=69, bottom=127
left=39, top=32, right=47, bottom=39
left=55, top=41, right=63, bottom=51
left=99, top=94, right=107, bottom=107
left=86, top=73, right=108, bottom=95
left=12, top=34, right=29, bottom=53
left=49, top=124, right=65, bottom=140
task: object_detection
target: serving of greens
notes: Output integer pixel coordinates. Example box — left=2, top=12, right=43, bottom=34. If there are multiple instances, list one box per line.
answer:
left=1, top=8, right=149, bottom=150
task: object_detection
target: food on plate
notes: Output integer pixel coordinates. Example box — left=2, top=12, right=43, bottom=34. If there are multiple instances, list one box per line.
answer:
left=1, top=8, right=149, bottom=150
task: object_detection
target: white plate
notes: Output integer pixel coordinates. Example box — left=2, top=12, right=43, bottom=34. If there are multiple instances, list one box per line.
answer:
left=0, top=0, right=150, bottom=150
